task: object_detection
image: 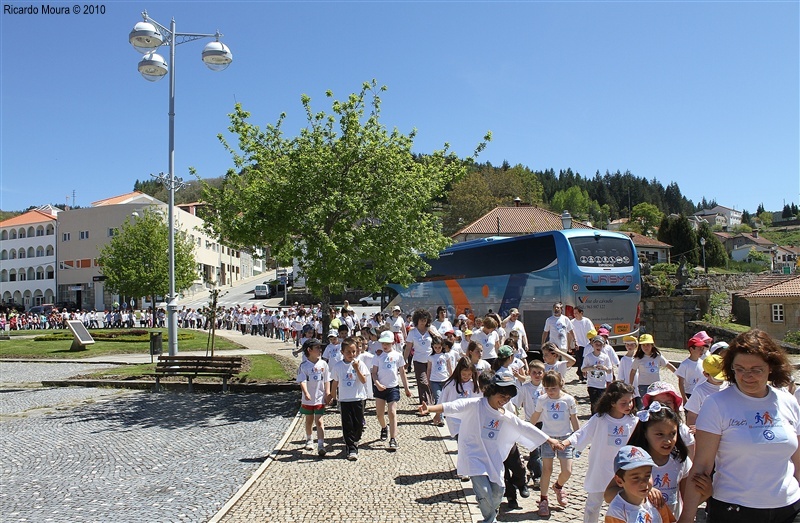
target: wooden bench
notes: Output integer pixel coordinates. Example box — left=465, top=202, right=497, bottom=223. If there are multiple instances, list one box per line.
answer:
left=152, top=355, right=243, bottom=392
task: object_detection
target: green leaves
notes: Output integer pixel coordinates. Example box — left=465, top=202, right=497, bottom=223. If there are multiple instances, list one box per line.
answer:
left=202, top=81, right=488, bottom=304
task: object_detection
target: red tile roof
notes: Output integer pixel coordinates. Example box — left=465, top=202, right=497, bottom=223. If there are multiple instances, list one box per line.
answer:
left=0, top=209, right=57, bottom=227
left=737, top=274, right=800, bottom=297
left=619, top=231, right=671, bottom=248
left=452, top=206, right=593, bottom=237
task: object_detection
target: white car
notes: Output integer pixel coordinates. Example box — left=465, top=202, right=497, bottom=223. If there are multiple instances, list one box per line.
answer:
left=358, top=293, right=382, bottom=307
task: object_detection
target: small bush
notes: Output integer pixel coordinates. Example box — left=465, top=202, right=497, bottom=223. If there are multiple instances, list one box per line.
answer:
left=703, top=292, right=733, bottom=325
left=652, top=263, right=678, bottom=274
left=784, top=330, right=800, bottom=345
left=727, top=260, right=769, bottom=274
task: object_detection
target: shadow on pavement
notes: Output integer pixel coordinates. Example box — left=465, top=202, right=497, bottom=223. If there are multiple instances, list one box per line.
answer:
left=50, top=390, right=299, bottom=431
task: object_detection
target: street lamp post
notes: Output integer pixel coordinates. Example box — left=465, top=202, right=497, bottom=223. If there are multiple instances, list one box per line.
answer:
left=560, top=210, right=573, bottom=230
left=700, top=237, right=707, bottom=274
left=129, top=11, right=232, bottom=356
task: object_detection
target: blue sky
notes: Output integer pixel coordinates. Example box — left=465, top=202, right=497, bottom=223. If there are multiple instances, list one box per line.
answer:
left=1, top=1, right=798, bottom=215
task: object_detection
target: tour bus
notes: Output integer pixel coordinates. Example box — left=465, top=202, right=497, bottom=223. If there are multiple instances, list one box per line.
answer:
left=382, top=229, right=641, bottom=346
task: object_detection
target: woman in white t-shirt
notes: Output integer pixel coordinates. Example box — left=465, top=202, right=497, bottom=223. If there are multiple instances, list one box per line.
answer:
left=432, top=306, right=453, bottom=336
left=404, top=309, right=433, bottom=407
left=678, top=329, right=800, bottom=523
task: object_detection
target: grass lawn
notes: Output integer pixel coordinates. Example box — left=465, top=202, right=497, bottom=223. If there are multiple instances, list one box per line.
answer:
left=0, top=328, right=242, bottom=359
left=78, top=354, right=290, bottom=383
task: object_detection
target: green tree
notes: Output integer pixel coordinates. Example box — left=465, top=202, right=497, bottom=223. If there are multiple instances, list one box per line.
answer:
left=629, top=202, right=663, bottom=237
left=442, top=172, right=500, bottom=235
left=657, top=214, right=699, bottom=266
left=202, top=81, right=489, bottom=318
left=697, top=223, right=727, bottom=267
left=97, top=208, right=197, bottom=307
left=550, top=186, right=592, bottom=219
left=757, top=211, right=773, bottom=227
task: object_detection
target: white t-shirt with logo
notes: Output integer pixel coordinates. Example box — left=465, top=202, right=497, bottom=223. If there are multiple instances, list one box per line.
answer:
left=322, top=343, right=343, bottom=365
left=358, top=352, right=375, bottom=399
left=544, top=360, right=569, bottom=381
left=428, top=351, right=452, bottom=382
left=631, top=354, right=670, bottom=387
left=471, top=329, right=499, bottom=360
left=441, top=378, right=479, bottom=436
left=583, top=351, right=612, bottom=389
left=543, top=314, right=573, bottom=351
left=534, top=393, right=578, bottom=437
left=442, top=397, right=549, bottom=487
left=651, top=453, right=692, bottom=519
left=372, top=350, right=406, bottom=389
left=618, top=355, right=640, bottom=397
left=406, top=328, right=432, bottom=364
left=675, top=357, right=705, bottom=396
left=517, top=381, right=545, bottom=422
left=696, top=385, right=800, bottom=509
left=296, top=359, right=331, bottom=406
left=566, top=413, right=639, bottom=493
left=331, top=359, right=369, bottom=402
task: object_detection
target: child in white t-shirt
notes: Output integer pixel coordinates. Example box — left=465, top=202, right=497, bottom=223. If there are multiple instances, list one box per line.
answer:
left=420, top=372, right=560, bottom=523
left=675, top=337, right=707, bottom=405
left=618, top=336, right=642, bottom=410
left=684, top=354, right=728, bottom=427
left=530, top=370, right=579, bottom=516
left=440, top=357, right=480, bottom=438
left=583, top=335, right=614, bottom=414
left=542, top=341, right=576, bottom=382
left=629, top=334, right=676, bottom=398
left=604, top=445, right=676, bottom=523
left=428, top=336, right=453, bottom=427
left=517, top=361, right=546, bottom=486
left=329, top=337, right=369, bottom=461
left=296, top=339, right=331, bottom=456
left=372, top=330, right=412, bottom=450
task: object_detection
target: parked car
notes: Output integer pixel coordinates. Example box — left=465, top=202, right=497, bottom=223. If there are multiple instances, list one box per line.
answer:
left=358, top=293, right=382, bottom=307
left=254, top=284, right=270, bottom=299
left=27, top=304, right=55, bottom=315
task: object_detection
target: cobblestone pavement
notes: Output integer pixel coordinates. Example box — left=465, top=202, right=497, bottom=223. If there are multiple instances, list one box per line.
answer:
left=0, top=359, right=298, bottom=523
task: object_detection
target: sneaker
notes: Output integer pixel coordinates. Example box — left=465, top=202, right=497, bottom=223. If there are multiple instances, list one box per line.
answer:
left=537, top=498, right=550, bottom=517
left=318, top=445, right=327, bottom=457
left=506, top=499, right=521, bottom=510
left=553, top=485, right=567, bottom=507
left=519, top=485, right=530, bottom=498
left=304, top=440, right=314, bottom=451
left=388, top=438, right=398, bottom=450
left=380, top=427, right=388, bottom=441
left=346, top=452, right=358, bottom=461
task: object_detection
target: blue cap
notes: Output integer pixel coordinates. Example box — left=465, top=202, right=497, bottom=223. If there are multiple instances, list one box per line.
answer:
left=614, top=445, right=656, bottom=472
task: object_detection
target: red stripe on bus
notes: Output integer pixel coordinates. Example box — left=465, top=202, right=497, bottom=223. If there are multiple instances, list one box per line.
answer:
left=444, top=279, right=471, bottom=315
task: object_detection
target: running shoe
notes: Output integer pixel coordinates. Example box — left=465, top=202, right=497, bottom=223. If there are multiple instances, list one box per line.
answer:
left=537, top=498, right=550, bottom=517
left=553, top=485, right=568, bottom=507
left=318, top=446, right=327, bottom=457
left=388, top=438, right=398, bottom=450
left=304, top=440, right=314, bottom=451
left=380, top=427, right=388, bottom=441
left=346, top=452, right=358, bottom=461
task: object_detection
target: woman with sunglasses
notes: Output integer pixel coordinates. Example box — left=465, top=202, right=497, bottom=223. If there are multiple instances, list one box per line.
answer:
left=678, top=329, right=800, bottom=523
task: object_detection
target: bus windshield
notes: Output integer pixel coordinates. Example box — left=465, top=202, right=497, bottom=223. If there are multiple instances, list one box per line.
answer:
left=568, top=236, right=634, bottom=268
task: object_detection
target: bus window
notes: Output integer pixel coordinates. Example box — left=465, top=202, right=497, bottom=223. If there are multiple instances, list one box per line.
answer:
left=569, top=236, right=633, bottom=268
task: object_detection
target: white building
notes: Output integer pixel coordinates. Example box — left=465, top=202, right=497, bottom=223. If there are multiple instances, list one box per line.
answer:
left=57, top=192, right=251, bottom=311
left=0, top=206, right=59, bottom=309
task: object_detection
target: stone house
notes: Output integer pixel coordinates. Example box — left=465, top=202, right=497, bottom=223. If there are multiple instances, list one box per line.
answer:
left=734, top=274, right=800, bottom=339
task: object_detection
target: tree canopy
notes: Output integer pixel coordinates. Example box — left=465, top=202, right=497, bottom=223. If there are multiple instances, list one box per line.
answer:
left=97, top=208, right=197, bottom=304
left=201, top=80, right=490, bottom=303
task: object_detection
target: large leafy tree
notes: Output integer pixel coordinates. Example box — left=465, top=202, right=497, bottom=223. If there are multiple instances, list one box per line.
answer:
left=657, top=214, right=699, bottom=266
left=696, top=223, right=728, bottom=267
left=202, top=80, right=489, bottom=311
left=628, top=202, right=663, bottom=237
left=97, top=208, right=197, bottom=307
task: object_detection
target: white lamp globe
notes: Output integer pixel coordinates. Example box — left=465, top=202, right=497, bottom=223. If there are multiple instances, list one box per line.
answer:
left=138, top=52, right=168, bottom=82
left=201, top=41, right=233, bottom=72
left=129, top=21, right=163, bottom=54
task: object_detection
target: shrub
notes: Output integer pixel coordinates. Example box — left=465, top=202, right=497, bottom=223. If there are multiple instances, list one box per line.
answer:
left=651, top=263, right=678, bottom=274
left=784, top=330, right=800, bottom=346
left=703, top=292, right=733, bottom=325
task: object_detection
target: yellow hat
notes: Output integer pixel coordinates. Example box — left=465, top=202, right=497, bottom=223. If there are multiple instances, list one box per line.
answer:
left=587, top=329, right=598, bottom=340
left=702, top=354, right=726, bottom=381
left=622, top=335, right=638, bottom=344
left=464, top=329, right=473, bottom=336
left=639, top=333, right=655, bottom=344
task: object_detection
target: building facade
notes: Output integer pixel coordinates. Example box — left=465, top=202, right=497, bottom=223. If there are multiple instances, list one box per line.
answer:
left=0, top=206, right=59, bottom=309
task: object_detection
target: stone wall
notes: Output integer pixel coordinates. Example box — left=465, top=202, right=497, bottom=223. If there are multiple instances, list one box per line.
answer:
left=639, top=296, right=702, bottom=349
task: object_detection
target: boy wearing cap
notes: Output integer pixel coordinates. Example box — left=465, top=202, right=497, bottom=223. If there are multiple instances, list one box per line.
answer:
left=684, top=354, right=728, bottom=427
left=583, top=335, right=614, bottom=414
left=322, top=330, right=343, bottom=366
left=605, top=445, right=676, bottom=523
left=420, top=371, right=561, bottom=523
left=372, top=330, right=412, bottom=450
left=675, top=336, right=708, bottom=404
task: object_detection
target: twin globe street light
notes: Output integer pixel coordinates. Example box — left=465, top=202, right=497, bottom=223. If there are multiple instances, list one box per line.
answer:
left=129, top=11, right=233, bottom=356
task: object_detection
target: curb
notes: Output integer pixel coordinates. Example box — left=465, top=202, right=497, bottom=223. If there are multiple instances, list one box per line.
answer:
left=207, top=409, right=303, bottom=523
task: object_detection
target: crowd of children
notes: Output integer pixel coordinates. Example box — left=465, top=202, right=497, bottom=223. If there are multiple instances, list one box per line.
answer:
left=291, top=304, right=799, bottom=523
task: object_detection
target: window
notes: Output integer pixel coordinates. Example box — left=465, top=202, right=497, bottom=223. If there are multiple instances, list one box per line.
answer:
left=79, top=231, right=89, bottom=240
left=772, top=304, right=784, bottom=323
left=63, top=232, right=70, bottom=242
